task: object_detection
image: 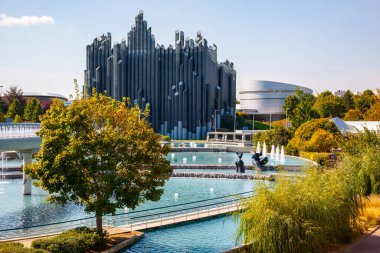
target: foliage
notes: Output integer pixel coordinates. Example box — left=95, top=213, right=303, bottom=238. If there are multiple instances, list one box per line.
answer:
left=0, top=112, right=5, bottom=122
left=32, top=227, right=106, bottom=253
left=313, top=91, right=346, bottom=118
left=339, top=129, right=380, bottom=195
left=13, top=114, right=22, bottom=123
left=364, top=97, right=380, bottom=120
left=287, top=118, right=341, bottom=155
left=235, top=112, right=270, bottom=130
left=0, top=242, right=47, bottom=253
left=354, top=90, right=376, bottom=113
left=5, top=98, right=23, bottom=119
left=341, top=90, right=355, bottom=111
left=235, top=166, right=363, bottom=253
left=284, top=90, right=319, bottom=128
left=2, top=86, right=25, bottom=108
left=361, top=195, right=380, bottom=228
left=299, top=151, right=330, bottom=166
left=253, top=125, right=293, bottom=147
left=27, top=89, right=172, bottom=232
left=306, top=129, right=336, bottom=152
left=160, top=135, right=171, bottom=141
left=24, top=98, right=43, bottom=122
left=344, top=109, right=362, bottom=121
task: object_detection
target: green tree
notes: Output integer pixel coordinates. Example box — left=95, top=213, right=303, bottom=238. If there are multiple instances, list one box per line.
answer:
left=287, top=118, right=341, bottom=155
left=253, top=125, right=293, bottom=147
left=5, top=99, right=23, bottom=119
left=363, top=90, right=380, bottom=120
left=24, top=98, right=43, bottom=122
left=13, top=114, right=22, bottom=123
left=2, top=86, right=25, bottom=108
left=291, top=93, right=319, bottom=128
left=354, top=90, right=376, bottom=113
left=27, top=91, right=172, bottom=233
left=313, top=91, right=346, bottom=118
left=344, top=109, right=362, bottom=121
left=0, top=111, right=5, bottom=122
left=341, top=90, right=355, bottom=111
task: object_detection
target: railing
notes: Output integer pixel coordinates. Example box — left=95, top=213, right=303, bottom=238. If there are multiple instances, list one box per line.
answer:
left=0, top=191, right=253, bottom=240
left=0, top=123, right=41, bottom=139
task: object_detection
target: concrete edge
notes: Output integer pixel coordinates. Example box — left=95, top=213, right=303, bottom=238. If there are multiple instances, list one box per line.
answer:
left=102, top=232, right=144, bottom=253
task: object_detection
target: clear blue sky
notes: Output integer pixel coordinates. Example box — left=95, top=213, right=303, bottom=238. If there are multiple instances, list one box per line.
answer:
left=0, top=0, right=379, bottom=98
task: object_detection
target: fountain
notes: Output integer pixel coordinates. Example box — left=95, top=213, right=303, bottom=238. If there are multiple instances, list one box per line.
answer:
left=174, top=192, right=179, bottom=201
left=256, top=142, right=261, bottom=154
left=183, top=157, right=188, bottom=164
left=192, top=155, right=197, bottom=161
left=218, top=158, right=222, bottom=164
left=171, top=153, right=175, bottom=159
left=275, top=145, right=280, bottom=162
left=280, top=146, right=286, bottom=164
left=270, top=145, right=275, bottom=159
left=210, top=188, right=214, bottom=194
left=171, top=143, right=175, bottom=148
left=193, top=143, right=197, bottom=148
left=262, top=142, right=267, bottom=157
left=124, top=207, right=129, bottom=213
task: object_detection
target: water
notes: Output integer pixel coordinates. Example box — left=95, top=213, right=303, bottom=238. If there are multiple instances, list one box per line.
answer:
left=173, top=169, right=303, bottom=175
left=124, top=215, right=239, bottom=253
left=0, top=178, right=256, bottom=230
left=167, top=152, right=312, bottom=166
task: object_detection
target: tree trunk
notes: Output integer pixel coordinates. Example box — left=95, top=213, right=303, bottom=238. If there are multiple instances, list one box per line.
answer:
left=96, top=214, right=103, bottom=234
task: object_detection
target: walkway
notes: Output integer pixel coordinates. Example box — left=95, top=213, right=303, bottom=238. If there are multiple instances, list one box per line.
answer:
left=118, top=202, right=238, bottom=231
left=340, top=226, right=380, bottom=253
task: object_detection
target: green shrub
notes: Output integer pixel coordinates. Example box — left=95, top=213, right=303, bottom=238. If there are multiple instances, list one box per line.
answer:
left=253, top=125, right=293, bottom=147
left=235, top=166, right=363, bottom=253
left=160, top=135, right=171, bottom=141
left=0, top=242, right=48, bottom=253
left=32, top=227, right=106, bottom=253
left=300, top=152, right=330, bottom=166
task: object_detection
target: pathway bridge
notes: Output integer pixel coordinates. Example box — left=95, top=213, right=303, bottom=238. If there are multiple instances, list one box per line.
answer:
left=0, top=123, right=41, bottom=195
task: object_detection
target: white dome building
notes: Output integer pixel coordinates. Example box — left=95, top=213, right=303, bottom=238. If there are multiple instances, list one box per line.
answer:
left=238, top=80, right=313, bottom=123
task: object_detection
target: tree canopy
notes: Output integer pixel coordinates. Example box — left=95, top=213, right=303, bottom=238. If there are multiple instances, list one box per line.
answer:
left=24, top=98, right=43, bottom=122
left=5, top=98, right=23, bottom=119
left=27, top=91, right=172, bottom=232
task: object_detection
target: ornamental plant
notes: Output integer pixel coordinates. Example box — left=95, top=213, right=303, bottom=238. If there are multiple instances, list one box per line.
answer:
left=27, top=86, right=172, bottom=233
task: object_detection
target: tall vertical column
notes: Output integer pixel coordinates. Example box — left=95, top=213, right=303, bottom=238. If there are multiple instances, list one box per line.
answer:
left=22, top=151, right=33, bottom=195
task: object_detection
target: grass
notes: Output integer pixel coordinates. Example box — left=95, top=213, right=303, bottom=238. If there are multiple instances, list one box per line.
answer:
left=361, top=195, right=380, bottom=228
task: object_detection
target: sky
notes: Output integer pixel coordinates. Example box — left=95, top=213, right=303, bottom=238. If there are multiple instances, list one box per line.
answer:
left=0, top=0, right=379, bottom=98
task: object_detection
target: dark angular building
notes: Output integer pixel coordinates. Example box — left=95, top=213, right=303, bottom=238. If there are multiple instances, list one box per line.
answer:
left=85, top=11, right=236, bottom=139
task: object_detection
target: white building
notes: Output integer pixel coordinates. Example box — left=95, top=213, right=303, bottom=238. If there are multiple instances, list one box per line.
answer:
left=238, top=80, right=313, bottom=123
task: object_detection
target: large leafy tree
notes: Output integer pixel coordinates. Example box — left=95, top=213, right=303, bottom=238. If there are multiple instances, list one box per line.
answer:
left=2, top=86, right=25, bottom=108
left=27, top=91, right=172, bottom=233
left=283, top=90, right=318, bottom=128
left=341, top=90, right=355, bottom=111
left=24, top=98, right=43, bottom=122
left=5, top=98, right=23, bottom=119
left=313, top=91, right=346, bottom=118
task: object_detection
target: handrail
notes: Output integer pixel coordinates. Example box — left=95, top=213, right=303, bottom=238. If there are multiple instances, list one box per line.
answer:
left=0, top=123, right=41, bottom=139
left=0, top=191, right=253, bottom=240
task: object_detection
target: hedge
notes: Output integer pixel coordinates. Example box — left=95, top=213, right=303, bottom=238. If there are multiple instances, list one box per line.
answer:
left=300, top=151, right=330, bottom=165
left=0, top=242, right=48, bottom=253
left=32, top=227, right=106, bottom=253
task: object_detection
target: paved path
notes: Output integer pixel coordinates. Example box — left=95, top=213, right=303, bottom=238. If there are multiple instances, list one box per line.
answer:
left=340, top=226, right=380, bottom=253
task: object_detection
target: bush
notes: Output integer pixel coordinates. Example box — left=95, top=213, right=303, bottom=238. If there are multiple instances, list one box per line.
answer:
left=300, top=151, right=330, bottom=166
left=160, top=135, right=170, bottom=141
left=0, top=242, right=47, bottom=253
left=32, top=227, right=106, bottom=253
left=287, top=118, right=341, bottom=155
left=253, top=125, right=293, bottom=147
left=235, top=166, right=363, bottom=253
